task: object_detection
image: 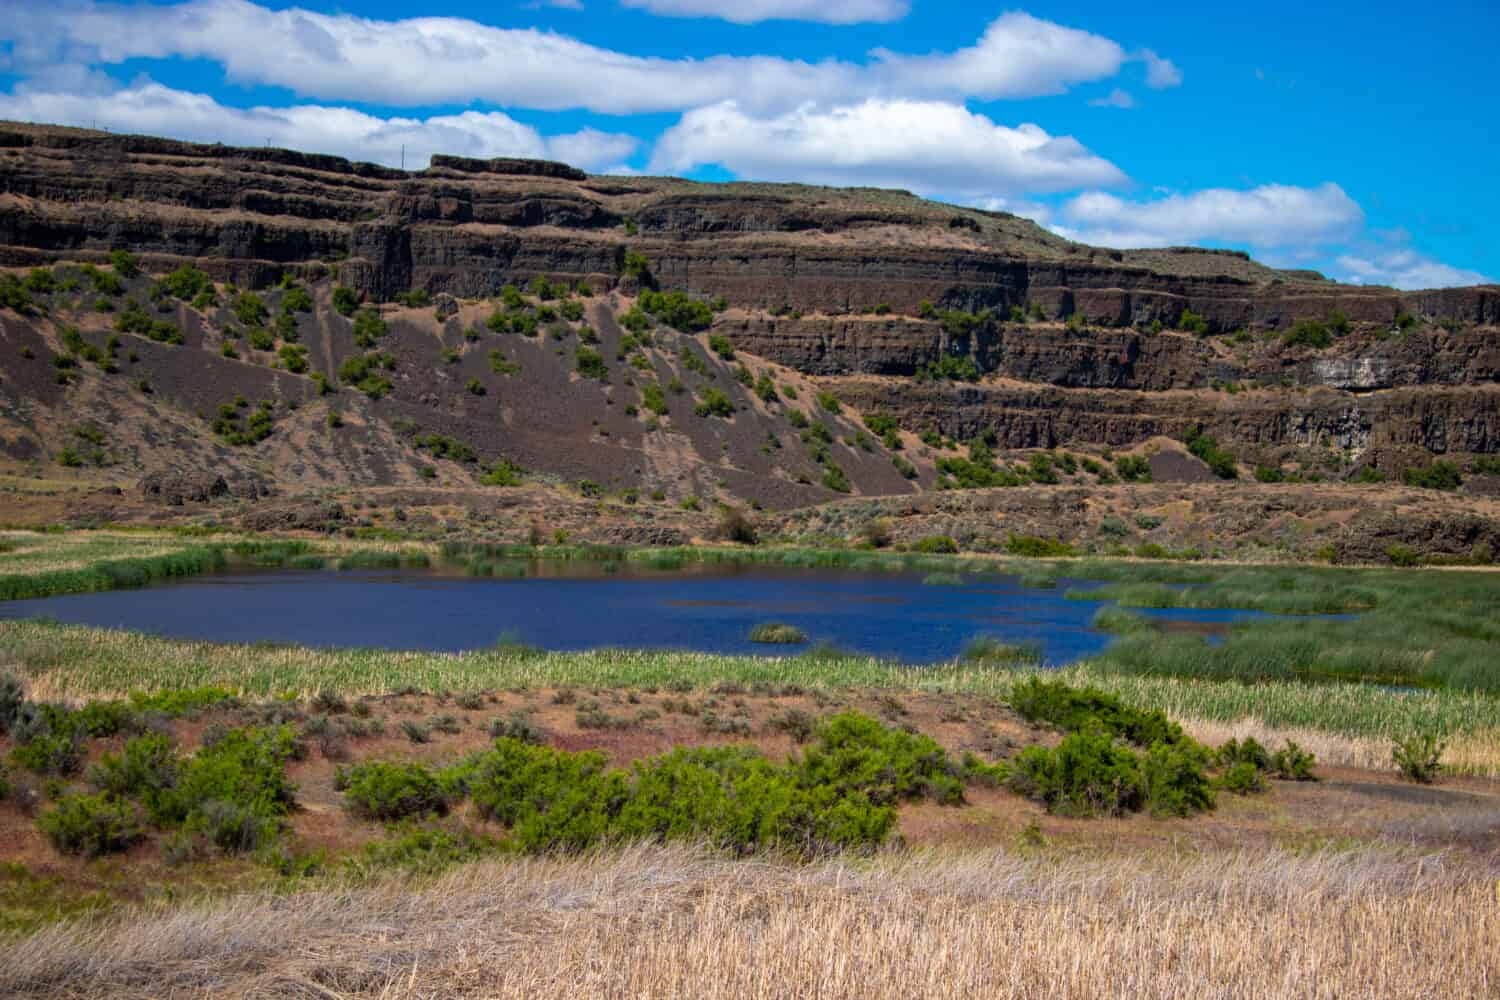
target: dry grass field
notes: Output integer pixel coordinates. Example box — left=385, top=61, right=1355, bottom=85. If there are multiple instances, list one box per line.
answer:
left=2, top=843, right=1495, bottom=999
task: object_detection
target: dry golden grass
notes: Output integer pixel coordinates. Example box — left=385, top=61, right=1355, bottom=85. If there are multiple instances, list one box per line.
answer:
left=1181, top=715, right=1500, bottom=777
left=3, top=843, right=1495, bottom=999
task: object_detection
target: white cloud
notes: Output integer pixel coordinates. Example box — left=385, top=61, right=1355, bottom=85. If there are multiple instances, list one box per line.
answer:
left=867, top=12, right=1126, bottom=101
left=1334, top=250, right=1491, bottom=291
left=3, top=1, right=1155, bottom=113
left=1088, top=88, right=1135, bottom=109
left=1051, top=183, right=1363, bottom=249
left=619, top=0, right=908, bottom=23
left=1138, top=49, right=1182, bottom=89
left=649, top=99, right=1125, bottom=197
left=0, top=78, right=637, bottom=171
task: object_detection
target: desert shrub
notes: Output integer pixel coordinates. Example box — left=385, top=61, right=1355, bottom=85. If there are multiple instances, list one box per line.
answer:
left=916, top=354, right=980, bottom=382
left=1284, top=318, right=1332, bottom=348
left=694, top=386, right=734, bottom=418
left=1393, top=733, right=1444, bottom=784
left=576, top=346, right=608, bottom=379
left=1401, top=462, right=1462, bottom=491
left=1385, top=544, right=1421, bottom=567
left=160, top=265, right=211, bottom=300
left=233, top=292, right=268, bottom=326
left=1004, top=534, right=1076, bottom=558
left=342, top=761, right=449, bottom=820
left=820, top=463, right=851, bottom=493
left=1008, top=678, right=1187, bottom=750
left=10, top=730, right=83, bottom=776
left=913, top=535, right=958, bottom=554
left=110, top=249, right=140, bottom=278
left=639, top=289, right=712, bottom=332
left=1007, top=726, right=1144, bottom=817
left=797, top=713, right=967, bottom=807
left=1269, top=741, right=1317, bottom=781
left=1178, top=309, right=1210, bottom=335
left=749, top=622, right=807, bottom=644
left=1140, top=742, right=1217, bottom=815
left=1217, top=761, right=1265, bottom=795
left=154, top=726, right=300, bottom=843
left=87, top=733, right=180, bottom=811
left=489, top=714, right=546, bottom=745
left=1215, top=737, right=1269, bottom=772
left=640, top=383, right=669, bottom=416
left=708, top=333, right=735, bottom=359
left=353, top=308, right=387, bottom=347
left=1114, top=455, right=1151, bottom=482
left=1185, top=425, right=1238, bottom=479
left=38, top=794, right=144, bottom=857
left=815, top=391, right=841, bottom=414
left=332, top=286, right=360, bottom=316
left=339, top=352, right=395, bottom=397
left=469, top=739, right=625, bottom=852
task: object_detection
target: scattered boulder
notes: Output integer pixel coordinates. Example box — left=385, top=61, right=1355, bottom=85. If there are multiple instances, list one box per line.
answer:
left=240, top=501, right=347, bottom=533
left=139, top=470, right=229, bottom=505
left=433, top=293, right=460, bottom=320
left=597, top=524, right=691, bottom=547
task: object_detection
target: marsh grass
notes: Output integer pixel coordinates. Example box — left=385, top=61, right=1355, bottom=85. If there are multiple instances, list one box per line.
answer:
left=4, top=622, right=1497, bottom=755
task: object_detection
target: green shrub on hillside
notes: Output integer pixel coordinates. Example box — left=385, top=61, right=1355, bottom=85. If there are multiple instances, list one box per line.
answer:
left=341, top=761, right=450, bottom=820
left=38, top=793, right=144, bottom=857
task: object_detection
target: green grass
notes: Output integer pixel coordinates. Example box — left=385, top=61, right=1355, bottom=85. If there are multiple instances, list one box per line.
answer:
left=2, top=621, right=1495, bottom=743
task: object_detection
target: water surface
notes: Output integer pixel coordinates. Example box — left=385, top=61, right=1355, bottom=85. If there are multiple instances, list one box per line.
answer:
left=0, top=564, right=1284, bottom=664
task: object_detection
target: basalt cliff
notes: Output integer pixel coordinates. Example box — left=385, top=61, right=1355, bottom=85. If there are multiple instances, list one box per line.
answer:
left=1, top=122, right=1498, bottom=557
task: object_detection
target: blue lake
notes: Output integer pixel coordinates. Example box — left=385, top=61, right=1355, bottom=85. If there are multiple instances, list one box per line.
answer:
left=0, top=564, right=1290, bottom=664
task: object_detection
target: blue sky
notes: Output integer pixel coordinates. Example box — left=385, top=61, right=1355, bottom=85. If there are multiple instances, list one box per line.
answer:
left=0, top=0, right=1494, bottom=288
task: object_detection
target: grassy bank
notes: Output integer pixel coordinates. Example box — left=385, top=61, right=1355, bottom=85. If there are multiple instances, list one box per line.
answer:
left=3, top=621, right=1496, bottom=747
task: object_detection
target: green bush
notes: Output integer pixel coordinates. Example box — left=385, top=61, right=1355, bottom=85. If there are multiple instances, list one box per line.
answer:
left=694, top=387, right=734, bottom=418
left=469, top=739, right=625, bottom=852
left=233, top=292, right=268, bottom=326
left=576, top=347, right=608, bottom=379
left=1392, top=733, right=1444, bottom=784
left=332, top=286, right=361, bottom=316
left=639, top=290, right=712, bottom=332
left=1284, top=318, right=1332, bottom=348
left=1215, top=737, right=1269, bottom=771
left=820, top=463, right=851, bottom=493
left=1269, top=741, right=1316, bottom=781
left=154, top=726, right=300, bottom=843
left=1140, top=742, right=1217, bottom=815
left=1114, top=455, right=1152, bottom=482
left=1184, top=425, right=1238, bottom=479
left=913, top=535, right=958, bottom=554
left=1007, top=726, right=1144, bottom=817
left=353, top=308, right=387, bottom=347
left=1401, top=462, right=1462, bottom=491
left=38, top=793, right=144, bottom=857
left=1004, top=534, right=1075, bottom=558
left=160, top=265, right=211, bottom=300
left=1008, top=678, right=1187, bottom=750
left=1217, top=761, right=1265, bottom=795
left=87, top=733, right=180, bottom=812
left=342, top=761, right=449, bottom=820
left=708, top=334, right=735, bottom=359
